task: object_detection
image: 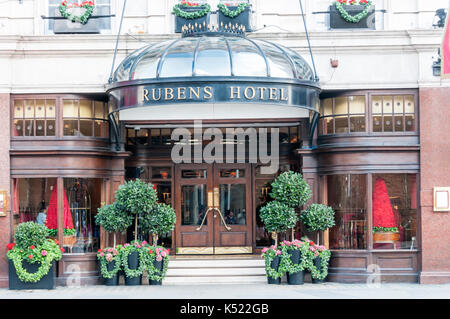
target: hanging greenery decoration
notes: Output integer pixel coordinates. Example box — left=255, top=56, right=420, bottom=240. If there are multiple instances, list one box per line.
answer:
left=59, top=1, right=95, bottom=25
left=334, top=0, right=372, bottom=24
left=218, top=3, right=249, bottom=19
left=173, top=3, right=211, bottom=20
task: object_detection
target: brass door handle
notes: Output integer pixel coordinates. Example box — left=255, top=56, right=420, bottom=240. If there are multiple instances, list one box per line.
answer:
left=214, top=207, right=231, bottom=231
left=196, top=208, right=213, bottom=231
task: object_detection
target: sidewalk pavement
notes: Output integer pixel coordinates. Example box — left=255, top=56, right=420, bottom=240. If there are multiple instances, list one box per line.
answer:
left=1, top=283, right=449, bottom=299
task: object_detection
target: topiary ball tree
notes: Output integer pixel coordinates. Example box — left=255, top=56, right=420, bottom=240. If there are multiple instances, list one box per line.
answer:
left=259, top=200, right=298, bottom=246
left=300, top=204, right=335, bottom=244
left=114, top=179, right=158, bottom=242
left=95, top=202, right=133, bottom=247
left=14, top=222, right=48, bottom=249
left=270, top=171, right=312, bottom=208
left=141, top=203, right=176, bottom=245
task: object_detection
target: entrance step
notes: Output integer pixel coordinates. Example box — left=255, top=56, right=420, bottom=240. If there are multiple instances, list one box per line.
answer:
left=164, top=256, right=266, bottom=285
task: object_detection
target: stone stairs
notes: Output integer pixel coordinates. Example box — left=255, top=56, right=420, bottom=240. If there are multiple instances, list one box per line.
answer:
left=163, top=256, right=267, bottom=285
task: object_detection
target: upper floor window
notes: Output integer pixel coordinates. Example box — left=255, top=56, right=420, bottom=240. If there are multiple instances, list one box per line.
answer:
left=319, top=92, right=417, bottom=136
left=14, top=99, right=56, bottom=137
left=371, top=95, right=415, bottom=133
left=63, top=99, right=109, bottom=137
left=320, top=95, right=366, bottom=135
left=47, top=0, right=111, bottom=34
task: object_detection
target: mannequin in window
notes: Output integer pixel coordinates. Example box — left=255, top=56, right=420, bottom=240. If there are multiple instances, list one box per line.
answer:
left=36, top=201, right=47, bottom=225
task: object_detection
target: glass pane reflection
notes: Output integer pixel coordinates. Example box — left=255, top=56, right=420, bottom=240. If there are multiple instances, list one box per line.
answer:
left=159, top=38, right=198, bottom=78
left=227, top=38, right=267, bottom=77
left=195, top=37, right=231, bottom=76
left=220, top=184, right=246, bottom=225
left=181, top=185, right=207, bottom=226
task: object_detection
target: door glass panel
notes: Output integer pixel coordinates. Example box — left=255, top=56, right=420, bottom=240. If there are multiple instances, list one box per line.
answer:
left=181, top=184, right=207, bottom=226
left=182, top=170, right=207, bottom=179
left=152, top=167, right=171, bottom=179
left=220, top=184, right=246, bottom=225
left=220, top=169, right=245, bottom=178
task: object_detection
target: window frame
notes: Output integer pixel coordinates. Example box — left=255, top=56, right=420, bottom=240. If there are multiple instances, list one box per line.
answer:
left=319, top=90, right=419, bottom=136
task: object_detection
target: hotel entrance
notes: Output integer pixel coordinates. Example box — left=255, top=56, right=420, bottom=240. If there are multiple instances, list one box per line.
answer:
left=175, top=163, right=252, bottom=255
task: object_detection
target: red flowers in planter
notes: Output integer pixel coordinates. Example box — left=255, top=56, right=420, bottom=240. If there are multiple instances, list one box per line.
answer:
left=180, top=1, right=201, bottom=6
left=30, top=245, right=35, bottom=250
left=336, top=0, right=369, bottom=4
left=6, top=243, right=15, bottom=251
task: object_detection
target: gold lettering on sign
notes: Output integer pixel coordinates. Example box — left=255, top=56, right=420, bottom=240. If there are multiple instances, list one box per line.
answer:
left=204, top=86, right=213, bottom=99
left=244, top=87, right=256, bottom=100
left=143, top=89, right=150, bottom=102
left=165, top=88, right=174, bottom=100
left=190, top=87, right=200, bottom=99
left=269, top=88, right=278, bottom=100
left=177, top=87, right=186, bottom=100
left=230, top=86, right=241, bottom=99
left=258, top=87, right=267, bottom=99
left=152, top=88, right=162, bottom=101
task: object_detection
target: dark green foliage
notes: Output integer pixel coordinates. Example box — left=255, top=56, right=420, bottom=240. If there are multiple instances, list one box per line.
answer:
left=259, top=201, right=298, bottom=233
left=95, top=202, right=133, bottom=234
left=300, top=204, right=336, bottom=232
left=14, top=222, right=48, bottom=249
left=114, top=179, right=158, bottom=216
left=269, top=171, right=312, bottom=208
left=141, top=203, right=176, bottom=236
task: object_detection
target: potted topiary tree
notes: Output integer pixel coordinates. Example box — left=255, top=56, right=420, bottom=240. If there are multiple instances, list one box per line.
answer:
left=114, top=179, right=158, bottom=285
left=308, top=243, right=332, bottom=284
left=95, top=202, right=133, bottom=286
left=7, top=222, right=64, bottom=290
left=279, top=239, right=312, bottom=285
left=300, top=203, right=336, bottom=245
left=372, top=178, right=400, bottom=247
left=141, top=203, right=176, bottom=285
left=259, top=200, right=297, bottom=284
left=267, top=171, right=312, bottom=285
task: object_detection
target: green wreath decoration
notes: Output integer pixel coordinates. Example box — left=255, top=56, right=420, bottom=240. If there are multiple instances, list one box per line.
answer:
left=97, top=249, right=122, bottom=279
left=59, top=1, right=95, bottom=25
left=218, top=3, right=249, bottom=18
left=121, top=247, right=146, bottom=279
left=334, top=1, right=372, bottom=23
left=173, top=3, right=211, bottom=20
left=262, top=249, right=285, bottom=279
left=309, top=250, right=331, bottom=281
left=7, top=239, right=62, bottom=283
left=279, top=244, right=313, bottom=275
left=146, top=256, right=170, bottom=282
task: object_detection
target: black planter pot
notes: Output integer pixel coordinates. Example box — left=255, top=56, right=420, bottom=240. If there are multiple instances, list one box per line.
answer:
left=267, top=256, right=281, bottom=285
left=329, top=5, right=375, bottom=29
left=103, top=260, right=120, bottom=286
left=217, top=5, right=252, bottom=31
left=149, top=259, right=163, bottom=285
left=286, top=250, right=304, bottom=285
left=174, top=6, right=210, bottom=33
left=311, top=256, right=326, bottom=284
left=8, top=260, right=55, bottom=290
left=124, top=251, right=142, bottom=286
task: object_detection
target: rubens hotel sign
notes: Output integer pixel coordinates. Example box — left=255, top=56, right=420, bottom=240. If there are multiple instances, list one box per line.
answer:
left=111, top=81, right=320, bottom=112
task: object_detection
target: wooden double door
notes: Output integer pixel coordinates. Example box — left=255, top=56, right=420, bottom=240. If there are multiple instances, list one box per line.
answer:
left=175, top=163, right=253, bottom=254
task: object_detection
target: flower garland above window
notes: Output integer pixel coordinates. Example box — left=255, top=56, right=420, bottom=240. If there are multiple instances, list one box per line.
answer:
left=218, top=2, right=249, bottom=18
left=173, top=2, right=211, bottom=20
left=59, top=1, right=95, bottom=25
left=334, top=0, right=373, bottom=23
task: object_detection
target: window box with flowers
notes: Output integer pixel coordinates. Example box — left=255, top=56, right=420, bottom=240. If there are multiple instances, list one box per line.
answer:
left=7, top=222, right=64, bottom=290
left=330, top=0, right=375, bottom=30
left=54, top=1, right=100, bottom=34
left=217, top=1, right=253, bottom=32
left=173, top=1, right=211, bottom=33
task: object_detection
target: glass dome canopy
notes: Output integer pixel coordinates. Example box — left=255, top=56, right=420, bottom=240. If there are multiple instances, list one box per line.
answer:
left=112, top=34, right=316, bottom=83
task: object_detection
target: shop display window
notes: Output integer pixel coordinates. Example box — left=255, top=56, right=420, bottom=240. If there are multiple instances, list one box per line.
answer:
left=320, top=96, right=366, bottom=135
left=328, top=174, right=367, bottom=249
left=372, top=174, right=418, bottom=249
left=372, top=95, right=416, bottom=133
left=63, top=99, right=109, bottom=138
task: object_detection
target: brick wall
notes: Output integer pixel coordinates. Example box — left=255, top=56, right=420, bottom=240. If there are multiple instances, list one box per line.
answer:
left=419, top=87, right=450, bottom=284
left=0, top=93, right=11, bottom=288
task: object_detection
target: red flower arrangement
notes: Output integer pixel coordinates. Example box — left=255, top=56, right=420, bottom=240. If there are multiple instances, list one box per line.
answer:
left=6, top=243, right=15, bottom=251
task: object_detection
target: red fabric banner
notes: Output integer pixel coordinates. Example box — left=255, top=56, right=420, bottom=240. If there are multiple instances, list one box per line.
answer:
left=442, top=7, right=450, bottom=78
left=45, top=182, right=74, bottom=230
